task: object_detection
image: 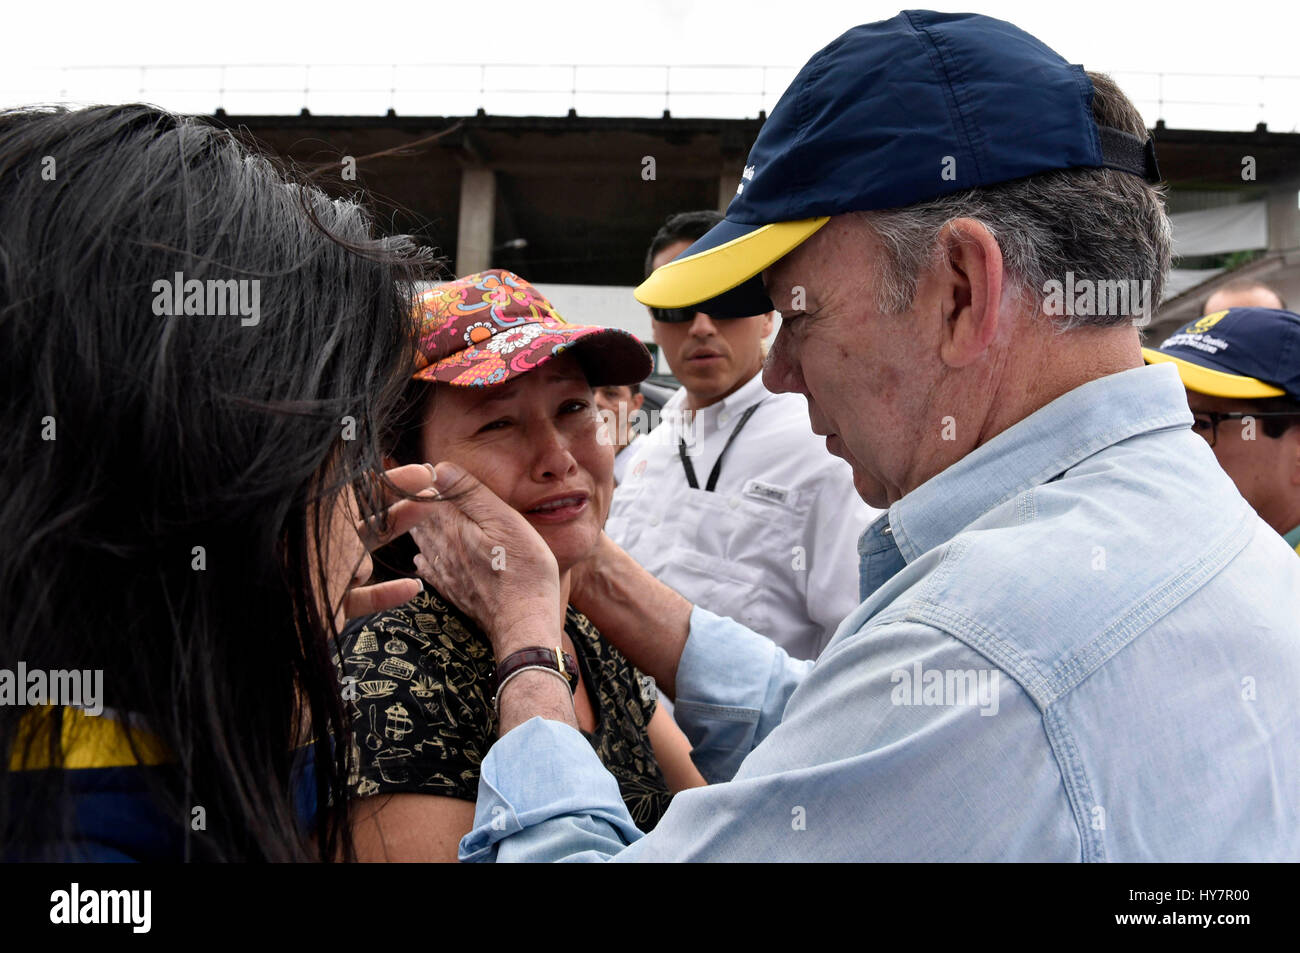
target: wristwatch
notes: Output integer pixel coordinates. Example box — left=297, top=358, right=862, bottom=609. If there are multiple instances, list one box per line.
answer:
left=493, top=646, right=579, bottom=699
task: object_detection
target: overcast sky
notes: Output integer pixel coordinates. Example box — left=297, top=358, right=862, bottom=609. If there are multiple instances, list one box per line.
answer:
left=2, top=0, right=1297, bottom=130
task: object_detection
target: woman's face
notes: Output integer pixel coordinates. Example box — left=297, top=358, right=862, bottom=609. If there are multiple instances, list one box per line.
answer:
left=418, top=353, right=614, bottom=574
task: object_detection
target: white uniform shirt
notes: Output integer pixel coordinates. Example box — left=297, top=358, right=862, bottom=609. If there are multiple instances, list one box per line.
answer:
left=611, top=433, right=642, bottom=485
left=605, top=372, right=878, bottom=660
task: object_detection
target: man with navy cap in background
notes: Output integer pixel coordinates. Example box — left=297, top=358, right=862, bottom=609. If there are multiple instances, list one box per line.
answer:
left=412, top=10, right=1300, bottom=861
left=1146, top=307, right=1300, bottom=554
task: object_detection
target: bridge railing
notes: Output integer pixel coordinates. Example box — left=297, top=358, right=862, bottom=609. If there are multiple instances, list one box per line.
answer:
left=1, top=63, right=1297, bottom=130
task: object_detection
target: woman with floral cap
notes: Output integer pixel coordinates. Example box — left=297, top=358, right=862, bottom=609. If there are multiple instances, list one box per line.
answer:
left=340, top=269, right=704, bottom=861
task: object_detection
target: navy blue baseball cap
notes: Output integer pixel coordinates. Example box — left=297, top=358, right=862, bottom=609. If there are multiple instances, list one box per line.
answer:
left=636, top=10, right=1160, bottom=311
left=1143, top=308, right=1300, bottom=401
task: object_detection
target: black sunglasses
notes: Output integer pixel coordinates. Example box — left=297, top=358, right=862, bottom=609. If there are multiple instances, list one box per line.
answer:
left=1191, top=411, right=1300, bottom=447
left=647, top=275, right=775, bottom=323
left=649, top=306, right=747, bottom=324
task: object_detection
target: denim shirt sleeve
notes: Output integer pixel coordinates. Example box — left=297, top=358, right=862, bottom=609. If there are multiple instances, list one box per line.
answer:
left=672, top=606, right=816, bottom=782
left=458, top=606, right=815, bottom=862
left=458, top=717, right=641, bottom=863
left=460, top=609, right=1082, bottom=862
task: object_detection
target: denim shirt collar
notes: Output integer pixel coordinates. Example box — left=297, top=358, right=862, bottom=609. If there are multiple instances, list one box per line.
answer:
left=881, top=362, right=1193, bottom=567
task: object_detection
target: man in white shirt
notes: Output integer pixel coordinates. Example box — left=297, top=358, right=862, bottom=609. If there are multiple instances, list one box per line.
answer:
left=605, top=211, right=876, bottom=660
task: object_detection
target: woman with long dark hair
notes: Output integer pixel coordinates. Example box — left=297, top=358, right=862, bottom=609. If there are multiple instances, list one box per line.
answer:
left=0, top=104, right=435, bottom=861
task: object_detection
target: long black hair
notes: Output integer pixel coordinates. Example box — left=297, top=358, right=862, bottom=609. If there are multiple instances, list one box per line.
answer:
left=0, top=104, right=431, bottom=860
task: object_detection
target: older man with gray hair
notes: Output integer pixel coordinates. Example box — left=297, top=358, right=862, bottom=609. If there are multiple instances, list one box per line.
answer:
left=412, top=10, right=1300, bottom=861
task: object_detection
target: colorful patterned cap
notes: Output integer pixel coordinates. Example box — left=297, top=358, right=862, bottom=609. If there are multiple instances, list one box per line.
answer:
left=412, top=270, right=652, bottom=388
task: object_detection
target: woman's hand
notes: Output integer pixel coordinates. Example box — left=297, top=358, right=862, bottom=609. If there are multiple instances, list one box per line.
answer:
left=409, top=462, right=564, bottom=656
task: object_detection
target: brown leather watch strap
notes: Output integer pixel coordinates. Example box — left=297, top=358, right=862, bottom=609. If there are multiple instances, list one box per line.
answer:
left=494, top=645, right=578, bottom=696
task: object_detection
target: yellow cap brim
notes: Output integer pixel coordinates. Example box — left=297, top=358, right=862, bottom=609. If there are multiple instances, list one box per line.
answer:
left=1142, top=348, right=1286, bottom=398
left=634, top=217, right=830, bottom=309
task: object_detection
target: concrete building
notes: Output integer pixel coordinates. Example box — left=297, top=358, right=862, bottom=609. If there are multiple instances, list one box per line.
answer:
left=214, top=112, right=1300, bottom=342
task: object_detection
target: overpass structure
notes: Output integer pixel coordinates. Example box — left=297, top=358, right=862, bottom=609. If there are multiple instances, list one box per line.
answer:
left=215, top=111, right=1300, bottom=340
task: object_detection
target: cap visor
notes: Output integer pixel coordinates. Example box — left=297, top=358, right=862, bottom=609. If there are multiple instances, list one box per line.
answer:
left=635, top=217, right=829, bottom=309
left=1142, top=348, right=1286, bottom=398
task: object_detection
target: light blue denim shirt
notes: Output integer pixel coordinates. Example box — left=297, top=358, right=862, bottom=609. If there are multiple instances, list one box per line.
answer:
left=460, top=363, right=1300, bottom=861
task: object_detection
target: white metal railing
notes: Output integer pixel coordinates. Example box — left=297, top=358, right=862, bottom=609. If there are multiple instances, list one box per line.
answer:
left=1, top=63, right=1298, bottom=131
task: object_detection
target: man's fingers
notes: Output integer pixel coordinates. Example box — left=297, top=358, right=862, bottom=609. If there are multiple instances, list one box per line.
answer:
left=379, top=463, right=438, bottom=503
left=427, top=461, right=521, bottom=528
left=356, top=499, right=439, bottom=552
left=355, top=464, right=441, bottom=551
left=343, top=577, right=423, bottom=621
left=363, top=495, right=441, bottom=551
left=412, top=551, right=439, bottom=588
left=427, top=460, right=480, bottom=500
left=409, top=518, right=458, bottom=568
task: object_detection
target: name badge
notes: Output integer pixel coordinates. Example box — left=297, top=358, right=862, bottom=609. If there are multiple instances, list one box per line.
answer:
left=743, top=479, right=791, bottom=506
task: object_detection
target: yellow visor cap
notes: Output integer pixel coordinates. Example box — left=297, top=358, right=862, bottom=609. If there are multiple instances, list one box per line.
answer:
left=635, top=217, right=830, bottom=309
left=1142, top=348, right=1286, bottom=399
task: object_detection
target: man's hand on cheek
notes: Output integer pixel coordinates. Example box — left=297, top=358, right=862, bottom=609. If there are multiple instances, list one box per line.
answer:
left=342, top=462, right=442, bottom=622
left=409, top=462, right=564, bottom=655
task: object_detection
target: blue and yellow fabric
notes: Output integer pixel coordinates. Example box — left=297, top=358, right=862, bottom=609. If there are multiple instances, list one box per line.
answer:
left=6, top=707, right=176, bottom=861
left=5, top=707, right=317, bottom=861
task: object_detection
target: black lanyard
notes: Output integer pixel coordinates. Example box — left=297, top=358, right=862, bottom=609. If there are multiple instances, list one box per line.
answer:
left=678, top=399, right=765, bottom=492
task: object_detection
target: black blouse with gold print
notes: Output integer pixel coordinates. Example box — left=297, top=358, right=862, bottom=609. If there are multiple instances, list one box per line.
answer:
left=337, top=588, right=672, bottom=832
